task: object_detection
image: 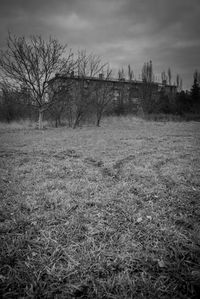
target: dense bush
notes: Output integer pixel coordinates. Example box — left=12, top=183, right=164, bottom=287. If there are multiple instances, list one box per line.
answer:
left=0, top=88, right=37, bottom=122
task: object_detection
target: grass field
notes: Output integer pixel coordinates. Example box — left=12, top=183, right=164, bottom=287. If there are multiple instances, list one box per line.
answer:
left=0, top=116, right=200, bottom=298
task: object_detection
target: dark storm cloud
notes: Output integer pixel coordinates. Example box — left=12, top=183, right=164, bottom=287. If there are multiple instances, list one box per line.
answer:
left=0, top=0, right=200, bottom=89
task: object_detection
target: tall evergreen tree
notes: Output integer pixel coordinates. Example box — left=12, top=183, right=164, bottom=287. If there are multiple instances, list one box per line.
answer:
left=191, top=70, right=200, bottom=104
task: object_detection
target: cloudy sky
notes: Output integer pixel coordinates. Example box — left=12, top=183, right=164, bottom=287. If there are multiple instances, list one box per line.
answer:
left=0, top=0, right=200, bottom=89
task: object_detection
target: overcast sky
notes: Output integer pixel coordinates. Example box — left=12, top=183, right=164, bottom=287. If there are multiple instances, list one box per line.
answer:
left=0, top=0, right=200, bottom=89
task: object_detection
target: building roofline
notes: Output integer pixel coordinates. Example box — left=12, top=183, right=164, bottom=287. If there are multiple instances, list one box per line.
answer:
left=48, top=73, right=177, bottom=88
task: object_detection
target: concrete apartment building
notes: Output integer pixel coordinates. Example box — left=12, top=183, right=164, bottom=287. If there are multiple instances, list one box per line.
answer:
left=48, top=72, right=177, bottom=114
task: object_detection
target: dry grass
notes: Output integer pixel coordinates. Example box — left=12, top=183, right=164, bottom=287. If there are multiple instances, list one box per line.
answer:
left=143, top=113, right=200, bottom=122
left=0, top=119, right=36, bottom=130
left=0, top=116, right=200, bottom=298
left=0, top=119, right=52, bottom=131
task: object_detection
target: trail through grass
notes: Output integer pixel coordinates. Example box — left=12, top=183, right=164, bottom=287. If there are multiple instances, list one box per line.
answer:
left=0, top=117, right=200, bottom=298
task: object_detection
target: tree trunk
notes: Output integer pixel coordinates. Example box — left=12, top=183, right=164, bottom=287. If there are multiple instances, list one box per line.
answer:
left=58, top=116, right=61, bottom=126
left=96, top=113, right=101, bottom=127
left=38, top=108, right=44, bottom=130
left=73, top=117, right=79, bottom=129
left=96, top=118, right=100, bottom=127
left=73, top=112, right=82, bottom=129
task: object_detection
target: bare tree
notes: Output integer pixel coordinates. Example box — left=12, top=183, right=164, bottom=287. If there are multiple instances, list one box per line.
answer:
left=115, top=68, right=128, bottom=115
left=176, top=74, right=183, bottom=92
left=0, top=33, right=75, bottom=129
left=195, top=70, right=200, bottom=83
left=128, top=65, right=134, bottom=81
left=93, top=67, right=114, bottom=126
left=47, top=86, right=71, bottom=127
left=71, top=50, right=107, bottom=128
left=118, top=68, right=125, bottom=80
left=142, top=60, right=153, bottom=83
left=161, top=71, right=167, bottom=83
left=141, top=60, right=155, bottom=113
left=77, top=50, right=106, bottom=77
left=168, top=68, right=172, bottom=85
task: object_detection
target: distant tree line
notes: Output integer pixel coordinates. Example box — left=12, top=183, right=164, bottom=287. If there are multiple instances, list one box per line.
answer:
left=0, top=34, right=200, bottom=128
